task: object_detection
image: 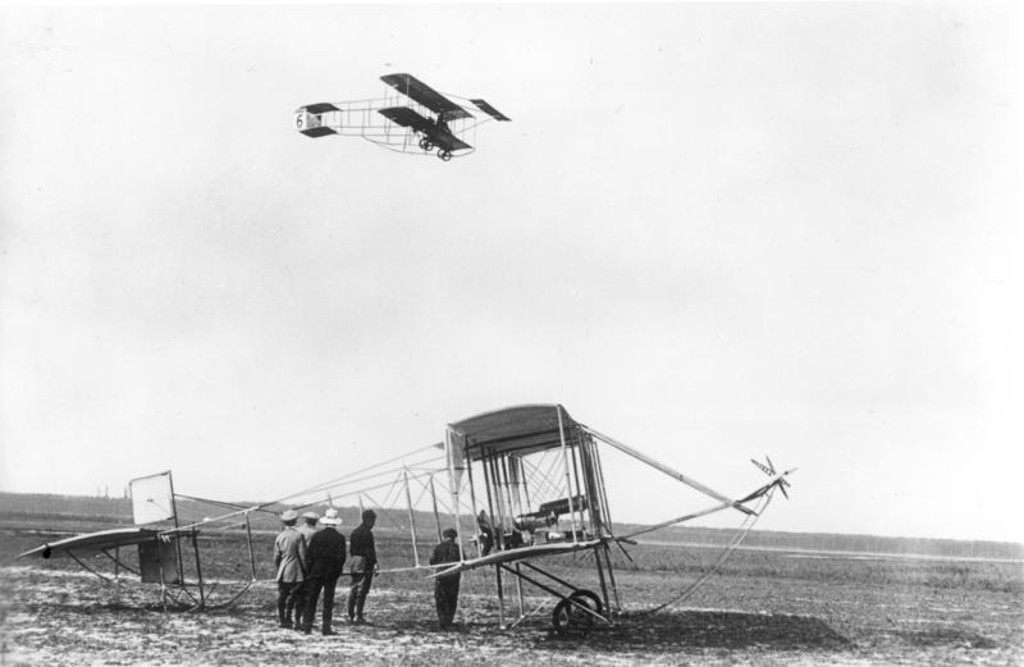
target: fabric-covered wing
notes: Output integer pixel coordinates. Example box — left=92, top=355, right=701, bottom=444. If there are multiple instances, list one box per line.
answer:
left=450, top=404, right=578, bottom=461
left=302, top=103, right=340, bottom=114
left=470, top=99, right=511, bottom=121
left=381, top=73, right=472, bottom=121
left=16, top=527, right=165, bottom=559
left=378, top=107, right=473, bottom=152
left=378, top=106, right=434, bottom=133
left=425, top=129, right=472, bottom=152
left=429, top=538, right=606, bottom=578
left=298, top=126, right=338, bottom=138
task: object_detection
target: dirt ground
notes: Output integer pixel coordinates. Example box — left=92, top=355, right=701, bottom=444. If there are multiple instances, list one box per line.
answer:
left=2, top=562, right=1021, bottom=667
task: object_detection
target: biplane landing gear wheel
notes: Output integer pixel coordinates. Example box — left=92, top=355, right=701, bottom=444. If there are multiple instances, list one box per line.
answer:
left=552, top=590, right=602, bottom=636
left=437, top=149, right=452, bottom=162
left=419, top=137, right=434, bottom=152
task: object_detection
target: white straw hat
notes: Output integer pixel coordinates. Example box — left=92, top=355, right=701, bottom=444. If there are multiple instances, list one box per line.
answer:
left=319, top=508, right=342, bottom=526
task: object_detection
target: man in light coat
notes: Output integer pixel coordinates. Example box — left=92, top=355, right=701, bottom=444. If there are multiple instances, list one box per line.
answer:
left=274, top=509, right=306, bottom=629
left=292, top=511, right=320, bottom=631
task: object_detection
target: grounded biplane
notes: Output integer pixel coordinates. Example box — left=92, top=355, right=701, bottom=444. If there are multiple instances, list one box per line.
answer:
left=17, top=404, right=794, bottom=634
left=295, top=73, right=510, bottom=161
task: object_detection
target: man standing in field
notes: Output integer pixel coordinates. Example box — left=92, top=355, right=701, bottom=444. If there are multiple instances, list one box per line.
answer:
left=429, top=528, right=462, bottom=629
left=347, top=509, right=378, bottom=624
left=292, top=511, right=320, bottom=631
left=274, top=509, right=306, bottom=629
left=302, top=508, right=346, bottom=636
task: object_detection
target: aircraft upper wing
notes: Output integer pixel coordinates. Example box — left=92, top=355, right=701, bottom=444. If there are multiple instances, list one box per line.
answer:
left=16, top=527, right=171, bottom=559
left=378, top=107, right=473, bottom=152
left=381, top=73, right=473, bottom=121
left=429, top=538, right=607, bottom=578
left=302, top=103, right=340, bottom=114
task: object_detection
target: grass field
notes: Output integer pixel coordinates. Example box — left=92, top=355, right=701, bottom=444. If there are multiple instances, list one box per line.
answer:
left=1, top=493, right=1021, bottom=666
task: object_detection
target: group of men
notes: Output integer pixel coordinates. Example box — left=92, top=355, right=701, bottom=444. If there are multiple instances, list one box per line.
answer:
left=274, top=507, right=463, bottom=634
left=273, top=507, right=379, bottom=635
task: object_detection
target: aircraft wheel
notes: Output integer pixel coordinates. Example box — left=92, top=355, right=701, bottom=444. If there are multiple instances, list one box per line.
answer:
left=419, top=138, right=433, bottom=151
left=438, top=149, right=452, bottom=162
left=571, top=589, right=603, bottom=615
left=552, top=590, right=601, bottom=636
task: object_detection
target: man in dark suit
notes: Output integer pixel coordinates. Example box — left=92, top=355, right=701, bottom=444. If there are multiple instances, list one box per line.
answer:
left=302, top=508, right=346, bottom=636
left=347, top=509, right=377, bottom=624
left=429, top=527, right=462, bottom=628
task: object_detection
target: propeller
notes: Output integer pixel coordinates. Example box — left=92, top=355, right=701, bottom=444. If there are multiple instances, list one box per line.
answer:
left=745, top=456, right=795, bottom=501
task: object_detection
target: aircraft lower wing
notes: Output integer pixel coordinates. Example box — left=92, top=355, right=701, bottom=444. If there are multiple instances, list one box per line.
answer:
left=378, top=107, right=472, bottom=152
left=16, top=527, right=173, bottom=559
left=378, top=106, right=434, bottom=134
left=425, top=130, right=471, bottom=152
left=430, top=538, right=607, bottom=578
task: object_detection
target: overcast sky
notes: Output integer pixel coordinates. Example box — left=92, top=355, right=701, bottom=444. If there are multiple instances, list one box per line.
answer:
left=1, top=4, right=1020, bottom=543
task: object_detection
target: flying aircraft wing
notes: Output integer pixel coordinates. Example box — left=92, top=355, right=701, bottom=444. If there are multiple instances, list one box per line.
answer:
left=378, top=106, right=435, bottom=134
left=302, top=103, right=340, bottom=114
left=429, top=538, right=607, bottom=578
left=378, top=107, right=473, bottom=152
left=16, top=527, right=170, bottom=559
left=381, top=73, right=473, bottom=121
left=425, top=130, right=472, bottom=152
left=470, top=99, right=511, bottom=121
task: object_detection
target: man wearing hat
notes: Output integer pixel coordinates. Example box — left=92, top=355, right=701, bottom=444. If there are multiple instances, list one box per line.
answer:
left=274, top=509, right=306, bottom=629
left=292, top=511, right=320, bottom=630
left=429, top=528, right=463, bottom=629
left=302, top=508, right=346, bottom=636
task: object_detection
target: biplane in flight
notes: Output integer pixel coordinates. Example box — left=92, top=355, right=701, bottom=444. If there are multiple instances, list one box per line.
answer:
left=295, top=73, right=510, bottom=161
left=18, top=404, right=794, bottom=634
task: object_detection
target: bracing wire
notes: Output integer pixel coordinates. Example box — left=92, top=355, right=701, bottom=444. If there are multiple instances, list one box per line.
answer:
left=170, top=447, right=446, bottom=534
left=636, top=489, right=776, bottom=617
